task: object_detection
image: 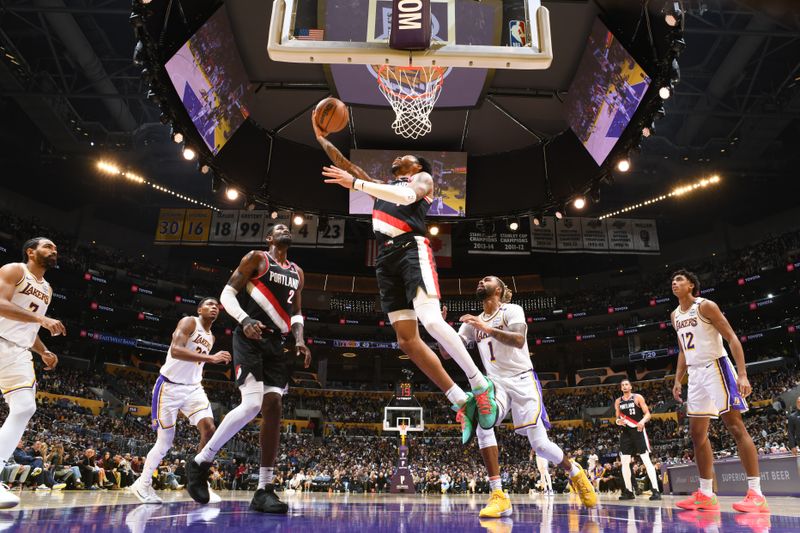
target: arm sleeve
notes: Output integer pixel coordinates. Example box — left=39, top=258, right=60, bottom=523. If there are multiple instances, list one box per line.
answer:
left=220, top=285, right=249, bottom=324
left=354, top=179, right=417, bottom=205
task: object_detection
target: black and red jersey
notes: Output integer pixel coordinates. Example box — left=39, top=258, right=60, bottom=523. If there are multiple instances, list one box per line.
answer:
left=240, top=251, right=300, bottom=334
left=371, top=176, right=432, bottom=246
left=618, top=394, right=645, bottom=427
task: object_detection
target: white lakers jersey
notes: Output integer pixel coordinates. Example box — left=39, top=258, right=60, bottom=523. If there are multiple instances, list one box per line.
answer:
left=458, top=303, right=532, bottom=378
left=160, top=317, right=214, bottom=385
left=0, top=264, right=51, bottom=348
left=673, top=297, right=726, bottom=366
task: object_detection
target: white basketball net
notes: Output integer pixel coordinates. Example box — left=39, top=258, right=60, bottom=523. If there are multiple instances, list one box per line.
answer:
left=377, top=65, right=444, bottom=139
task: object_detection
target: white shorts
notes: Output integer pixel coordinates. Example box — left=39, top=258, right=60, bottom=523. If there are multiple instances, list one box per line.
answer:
left=491, top=370, right=551, bottom=435
left=686, top=356, right=748, bottom=418
left=151, top=375, right=213, bottom=430
left=0, top=338, right=36, bottom=396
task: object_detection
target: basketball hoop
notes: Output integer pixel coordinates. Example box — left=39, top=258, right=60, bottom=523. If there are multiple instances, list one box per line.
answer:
left=376, top=64, right=445, bottom=139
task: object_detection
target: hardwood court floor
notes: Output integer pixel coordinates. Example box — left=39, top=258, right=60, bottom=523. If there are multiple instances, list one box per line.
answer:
left=2, top=489, right=798, bottom=531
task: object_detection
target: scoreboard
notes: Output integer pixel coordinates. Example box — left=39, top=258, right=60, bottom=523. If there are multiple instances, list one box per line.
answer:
left=396, top=381, right=414, bottom=400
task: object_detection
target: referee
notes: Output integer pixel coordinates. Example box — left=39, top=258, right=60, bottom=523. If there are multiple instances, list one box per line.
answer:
left=789, top=396, right=800, bottom=456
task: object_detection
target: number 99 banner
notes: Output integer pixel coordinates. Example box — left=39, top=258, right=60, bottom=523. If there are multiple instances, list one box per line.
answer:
left=155, top=208, right=345, bottom=247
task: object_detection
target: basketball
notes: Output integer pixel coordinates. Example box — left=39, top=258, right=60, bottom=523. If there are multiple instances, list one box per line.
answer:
left=314, top=97, right=349, bottom=133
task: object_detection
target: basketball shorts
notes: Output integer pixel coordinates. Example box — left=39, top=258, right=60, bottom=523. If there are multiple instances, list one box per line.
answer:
left=375, top=234, right=440, bottom=314
left=619, top=428, right=650, bottom=455
left=150, top=375, right=212, bottom=430
left=232, top=326, right=290, bottom=393
left=0, top=338, right=36, bottom=396
left=490, top=370, right=551, bottom=435
left=686, top=356, right=748, bottom=418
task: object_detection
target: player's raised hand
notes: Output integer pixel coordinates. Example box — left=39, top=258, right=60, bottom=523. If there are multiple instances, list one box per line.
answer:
left=672, top=380, right=683, bottom=403
left=322, top=166, right=356, bottom=189
left=296, top=343, right=311, bottom=368
left=311, top=108, right=328, bottom=139
left=210, top=350, right=232, bottom=364
left=242, top=318, right=266, bottom=340
left=41, top=350, right=58, bottom=370
left=441, top=305, right=448, bottom=321
left=40, top=316, right=66, bottom=336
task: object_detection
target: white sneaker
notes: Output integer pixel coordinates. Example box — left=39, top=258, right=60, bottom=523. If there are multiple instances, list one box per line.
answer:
left=129, top=478, right=163, bottom=504
left=208, top=485, right=221, bottom=504
left=36, top=484, right=50, bottom=491
left=0, top=484, right=20, bottom=509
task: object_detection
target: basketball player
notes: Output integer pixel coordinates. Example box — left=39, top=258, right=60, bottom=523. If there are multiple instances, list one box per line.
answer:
left=671, top=269, right=768, bottom=513
left=614, top=379, right=661, bottom=501
left=186, top=224, right=311, bottom=514
left=129, top=297, right=231, bottom=504
left=0, top=237, right=65, bottom=509
left=439, top=276, right=596, bottom=517
left=315, top=116, right=497, bottom=441
left=530, top=450, right=553, bottom=495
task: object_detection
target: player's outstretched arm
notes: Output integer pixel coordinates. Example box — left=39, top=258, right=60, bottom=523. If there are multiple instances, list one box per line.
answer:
left=220, top=251, right=267, bottom=340
left=312, top=109, right=375, bottom=183
left=699, top=298, right=751, bottom=397
left=290, top=265, right=311, bottom=368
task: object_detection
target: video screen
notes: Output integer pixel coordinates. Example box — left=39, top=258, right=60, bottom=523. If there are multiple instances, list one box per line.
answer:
left=349, top=150, right=467, bottom=217
left=165, top=7, right=252, bottom=155
left=565, top=18, right=651, bottom=166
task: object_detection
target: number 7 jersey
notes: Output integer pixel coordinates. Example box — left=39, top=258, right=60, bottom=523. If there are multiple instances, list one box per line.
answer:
left=458, top=303, right=533, bottom=379
left=241, top=251, right=300, bottom=334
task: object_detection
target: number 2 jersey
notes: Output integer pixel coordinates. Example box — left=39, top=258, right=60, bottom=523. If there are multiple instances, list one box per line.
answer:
left=672, top=297, right=727, bottom=366
left=0, top=263, right=51, bottom=348
left=457, top=303, right=532, bottom=379
left=240, top=251, right=300, bottom=334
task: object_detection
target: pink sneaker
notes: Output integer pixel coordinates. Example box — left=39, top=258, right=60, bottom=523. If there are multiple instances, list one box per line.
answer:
left=732, top=489, right=770, bottom=513
left=676, top=490, right=720, bottom=511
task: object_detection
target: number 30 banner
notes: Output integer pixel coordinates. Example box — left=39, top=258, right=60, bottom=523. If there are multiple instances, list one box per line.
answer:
left=155, top=208, right=345, bottom=248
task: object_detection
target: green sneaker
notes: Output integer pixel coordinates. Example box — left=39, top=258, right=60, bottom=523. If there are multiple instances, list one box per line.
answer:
left=453, top=392, right=477, bottom=445
left=473, top=378, right=498, bottom=430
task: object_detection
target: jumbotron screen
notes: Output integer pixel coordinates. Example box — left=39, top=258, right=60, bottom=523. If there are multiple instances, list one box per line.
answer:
left=348, top=150, right=467, bottom=217
left=565, top=18, right=652, bottom=166
left=165, top=7, right=252, bottom=155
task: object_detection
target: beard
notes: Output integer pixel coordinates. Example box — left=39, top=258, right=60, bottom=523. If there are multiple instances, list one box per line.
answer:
left=274, top=233, right=292, bottom=246
left=391, top=163, right=401, bottom=175
left=39, top=253, right=57, bottom=269
left=476, top=286, right=488, bottom=300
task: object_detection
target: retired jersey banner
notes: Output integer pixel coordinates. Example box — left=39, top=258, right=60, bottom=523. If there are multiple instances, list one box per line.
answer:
left=466, top=219, right=531, bottom=255
left=156, top=210, right=345, bottom=248
left=526, top=217, right=659, bottom=255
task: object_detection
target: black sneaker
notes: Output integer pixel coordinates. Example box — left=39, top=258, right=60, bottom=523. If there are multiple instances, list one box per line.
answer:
left=249, top=484, right=289, bottom=514
left=618, top=489, right=635, bottom=500
left=649, top=490, right=662, bottom=501
left=186, top=458, right=211, bottom=504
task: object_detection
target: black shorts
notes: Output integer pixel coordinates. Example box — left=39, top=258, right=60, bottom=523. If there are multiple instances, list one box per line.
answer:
left=619, top=427, right=650, bottom=455
left=232, top=326, right=290, bottom=390
left=375, top=234, right=440, bottom=314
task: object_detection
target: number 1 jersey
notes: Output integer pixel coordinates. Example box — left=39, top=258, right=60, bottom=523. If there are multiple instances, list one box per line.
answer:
left=458, top=303, right=533, bottom=379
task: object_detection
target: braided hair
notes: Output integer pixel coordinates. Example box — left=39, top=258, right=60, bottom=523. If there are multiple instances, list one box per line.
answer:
left=493, top=276, right=513, bottom=303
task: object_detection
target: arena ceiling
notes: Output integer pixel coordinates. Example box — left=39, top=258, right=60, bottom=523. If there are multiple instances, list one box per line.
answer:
left=0, top=0, right=799, bottom=240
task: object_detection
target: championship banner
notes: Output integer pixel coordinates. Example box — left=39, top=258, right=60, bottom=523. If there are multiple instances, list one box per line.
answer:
left=580, top=218, right=609, bottom=252
left=554, top=217, right=583, bottom=252
left=467, top=219, right=531, bottom=255
left=607, top=218, right=635, bottom=252
left=530, top=216, right=557, bottom=253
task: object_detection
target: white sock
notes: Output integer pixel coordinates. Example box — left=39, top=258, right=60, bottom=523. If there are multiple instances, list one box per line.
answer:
left=620, top=455, right=633, bottom=491
left=196, top=389, right=263, bottom=464
left=699, top=477, right=714, bottom=496
left=489, top=476, right=502, bottom=492
left=0, top=389, right=36, bottom=466
left=259, top=467, right=275, bottom=489
left=141, top=429, right=174, bottom=486
left=569, top=462, right=581, bottom=477
left=446, top=385, right=468, bottom=407
left=639, top=452, right=660, bottom=492
left=747, top=476, right=762, bottom=496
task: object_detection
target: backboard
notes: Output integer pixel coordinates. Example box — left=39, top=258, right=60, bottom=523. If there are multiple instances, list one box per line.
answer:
left=383, top=406, right=424, bottom=432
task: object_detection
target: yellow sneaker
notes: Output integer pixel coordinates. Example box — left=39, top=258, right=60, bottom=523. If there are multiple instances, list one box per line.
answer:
left=568, top=462, right=597, bottom=508
left=479, top=489, right=513, bottom=518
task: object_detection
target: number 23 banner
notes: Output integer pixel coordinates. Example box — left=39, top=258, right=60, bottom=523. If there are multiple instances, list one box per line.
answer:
left=155, top=209, right=345, bottom=248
